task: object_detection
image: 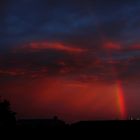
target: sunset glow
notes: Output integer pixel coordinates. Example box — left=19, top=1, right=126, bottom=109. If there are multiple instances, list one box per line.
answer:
left=0, top=0, right=140, bottom=122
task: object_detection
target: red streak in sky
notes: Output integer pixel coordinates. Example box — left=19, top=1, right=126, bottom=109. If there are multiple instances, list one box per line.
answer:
left=103, top=41, right=121, bottom=50
left=102, top=40, right=127, bottom=119
left=116, top=80, right=126, bottom=119
left=14, top=41, right=85, bottom=54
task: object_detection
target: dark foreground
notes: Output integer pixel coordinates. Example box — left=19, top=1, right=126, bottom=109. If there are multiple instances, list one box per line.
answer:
left=1, top=120, right=140, bottom=138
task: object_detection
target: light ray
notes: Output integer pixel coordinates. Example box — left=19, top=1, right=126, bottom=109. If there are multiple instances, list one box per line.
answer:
left=116, top=80, right=126, bottom=119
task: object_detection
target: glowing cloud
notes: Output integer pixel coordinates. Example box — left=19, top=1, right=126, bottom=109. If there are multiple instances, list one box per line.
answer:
left=127, top=43, right=140, bottom=51
left=103, top=41, right=122, bottom=51
left=14, top=41, right=85, bottom=54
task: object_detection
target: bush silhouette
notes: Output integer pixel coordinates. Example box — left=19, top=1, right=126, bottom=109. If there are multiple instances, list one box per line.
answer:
left=0, top=99, right=16, bottom=128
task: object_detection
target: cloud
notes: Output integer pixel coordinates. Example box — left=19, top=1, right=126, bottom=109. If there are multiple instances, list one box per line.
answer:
left=102, top=41, right=122, bottom=51
left=1, top=0, right=140, bottom=47
left=126, top=43, right=140, bottom=51
left=13, top=41, right=86, bottom=54
left=0, top=0, right=140, bottom=83
left=0, top=39, right=139, bottom=84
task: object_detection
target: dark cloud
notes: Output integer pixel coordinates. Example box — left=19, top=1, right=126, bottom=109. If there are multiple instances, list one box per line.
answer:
left=0, top=40, right=139, bottom=84
left=0, top=0, right=139, bottom=46
left=0, top=0, right=140, bottom=82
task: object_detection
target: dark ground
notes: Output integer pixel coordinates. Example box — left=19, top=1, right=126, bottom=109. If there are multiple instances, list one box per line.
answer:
left=1, top=120, right=140, bottom=139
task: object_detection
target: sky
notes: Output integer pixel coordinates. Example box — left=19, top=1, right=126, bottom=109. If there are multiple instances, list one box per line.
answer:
left=0, top=0, right=140, bottom=122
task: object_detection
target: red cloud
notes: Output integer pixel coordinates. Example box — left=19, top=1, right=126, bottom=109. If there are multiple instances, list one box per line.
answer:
left=103, top=41, right=121, bottom=51
left=0, top=67, right=48, bottom=78
left=14, top=41, right=86, bottom=54
left=127, top=43, right=140, bottom=51
left=0, top=69, right=25, bottom=76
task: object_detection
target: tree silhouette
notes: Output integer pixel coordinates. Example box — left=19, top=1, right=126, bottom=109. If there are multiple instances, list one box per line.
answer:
left=0, top=99, right=16, bottom=128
